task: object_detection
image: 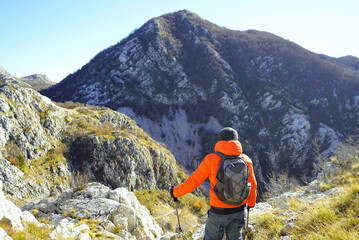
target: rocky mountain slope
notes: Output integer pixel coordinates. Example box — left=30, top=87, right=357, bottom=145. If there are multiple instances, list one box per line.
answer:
left=0, top=74, right=208, bottom=238
left=42, top=10, right=359, bottom=186
left=0, top=78, right=179, bottom=200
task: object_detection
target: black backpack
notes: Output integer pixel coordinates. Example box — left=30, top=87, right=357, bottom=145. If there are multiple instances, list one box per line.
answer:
left=213, top=152, right=251, bottom=206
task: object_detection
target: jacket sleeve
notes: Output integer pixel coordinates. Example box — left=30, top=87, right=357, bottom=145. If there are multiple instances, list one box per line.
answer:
left=173, top=155, right=211, bottom=198
left=242, top=154, right=257, bottom=207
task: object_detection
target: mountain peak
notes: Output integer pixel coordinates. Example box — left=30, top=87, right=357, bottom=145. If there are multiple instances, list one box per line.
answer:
left=171, top=9, right=200, bottom=18
left=21, top=74, right=55, bottom=91
left=42, top=10, right=359, bottom=184
left=0, top=65, right=54, bottom=91
left=22, top=74, right=54, bottom=84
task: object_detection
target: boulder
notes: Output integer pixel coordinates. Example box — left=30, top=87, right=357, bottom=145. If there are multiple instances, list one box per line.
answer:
left=25, top=182, right=163, bottom=239
left=68, top=134, right=177, bottom=191
left=0, top=228, right=12, bottom=240
left=191, top=224, right=205, bottom=240
left=280, top=222, right=296, bottom=236
left=0, top=180, right=24, bottom=230
left=0, top=179, right=43, bottom=240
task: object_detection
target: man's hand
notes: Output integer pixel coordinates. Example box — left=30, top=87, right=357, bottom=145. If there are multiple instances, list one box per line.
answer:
left=170, top=187, right=178, bottom=202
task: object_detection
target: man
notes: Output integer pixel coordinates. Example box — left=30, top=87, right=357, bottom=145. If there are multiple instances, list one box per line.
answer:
left=171, top=127, right=257, bottom=240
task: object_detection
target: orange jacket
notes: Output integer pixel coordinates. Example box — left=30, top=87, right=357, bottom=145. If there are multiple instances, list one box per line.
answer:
left=173, top=140, right=257, bottom=208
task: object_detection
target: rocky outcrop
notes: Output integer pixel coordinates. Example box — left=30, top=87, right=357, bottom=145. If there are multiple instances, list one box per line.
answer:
left=0, top=228, right=12, bottom=240
left=24, top=182, right=164, bottom=239
left=0, top=180, right=25, bottom=231
left=0, top=157, right=68, bottom=200
left=0, top=83, right=67, bottom=160
left=49, top=220, right=92, bottom=240
left=0, top=83, right=72, bottom=199
left=69, top=134, right=177, bottom=190
left=0, top=80, right=178, bottom=201
left=0, top=179, right=95, bottom=240
left=0, top=66, right=32, bottom=88
left=0, top=180, right=42, bottom=233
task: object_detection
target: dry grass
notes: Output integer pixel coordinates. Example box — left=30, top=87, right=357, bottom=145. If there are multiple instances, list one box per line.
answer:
left=0, top=221, right=54, bottom=240
left=252, top=182, right=359, bottom=239
left=93, top=121, right=115, bottom=136
left=71, top=170, right=90, bottom=191
left=252, top=142, right=359, bottom=240
left=293, top=183, right=359, bottom=239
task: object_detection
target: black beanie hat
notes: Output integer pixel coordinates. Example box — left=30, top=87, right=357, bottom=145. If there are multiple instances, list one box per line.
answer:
left=218, top=127, right=238, bottom=141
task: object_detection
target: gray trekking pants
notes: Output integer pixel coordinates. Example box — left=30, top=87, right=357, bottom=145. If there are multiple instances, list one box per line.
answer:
left=204, top=210, right=246, bottom=240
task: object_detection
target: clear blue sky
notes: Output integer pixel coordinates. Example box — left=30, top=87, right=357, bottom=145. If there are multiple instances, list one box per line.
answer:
left=1, top=0, right=358, bottom=82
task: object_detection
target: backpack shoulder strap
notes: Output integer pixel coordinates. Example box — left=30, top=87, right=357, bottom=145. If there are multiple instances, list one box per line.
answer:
left=216, top=152, right=240, bottom=159
left=216, top=152, right=240, bottom=170
left=216, top=151, right=226, bottom=159
left=216, top=152, right=226, bottom=174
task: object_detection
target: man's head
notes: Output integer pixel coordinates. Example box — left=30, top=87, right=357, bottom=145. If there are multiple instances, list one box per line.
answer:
left=218, top=127, right=238, bottom=141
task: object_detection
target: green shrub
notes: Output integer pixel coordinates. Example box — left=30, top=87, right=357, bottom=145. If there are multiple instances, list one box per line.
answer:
left=17, top=155, right=26, bottom=172
left=177, top=170, right=188, bottom=182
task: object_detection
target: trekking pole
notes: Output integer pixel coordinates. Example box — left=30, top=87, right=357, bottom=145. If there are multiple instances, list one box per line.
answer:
left=175, top=200, right=183, bottom=239
left=244, top=204, right=250, bottom=240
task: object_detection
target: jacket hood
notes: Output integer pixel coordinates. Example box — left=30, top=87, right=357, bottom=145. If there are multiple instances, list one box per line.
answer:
left=214, top=140, right=242, bottom=155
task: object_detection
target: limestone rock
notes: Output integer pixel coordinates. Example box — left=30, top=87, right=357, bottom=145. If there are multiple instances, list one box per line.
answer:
left=250, top=202, right=273, bottom=217
left=25, top=182, right=163, bottom=239
left=280, top=223, right=295, bottom=236
left=49, top=219, right=91, bottom=240
left=0, top=228, right=12, bottom=240
left=0, top=180, right=40, bottom=233
left=0, top=180, right=25, bottom=230
left=0, top=81, right=178, bottom=201
left=68, top=134, right=177, bottom=191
